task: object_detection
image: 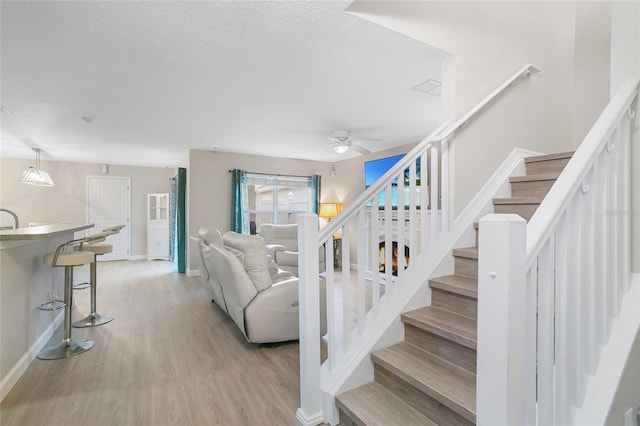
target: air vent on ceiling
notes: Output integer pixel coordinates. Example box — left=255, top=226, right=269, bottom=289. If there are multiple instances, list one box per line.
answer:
left=411, top=78, right=442, bottom=96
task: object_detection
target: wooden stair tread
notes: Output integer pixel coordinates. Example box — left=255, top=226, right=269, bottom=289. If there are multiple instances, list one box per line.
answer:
left=372, top=342, right=476, bottom=422
left=402, top=307, right=477, bottom=348
left=336, top=382, right=436, bottom=426
left=452, top=246, right=478, bottom=259
left=510, top=172, right=560, bottom=182
left=493, top=196, right=544, bottom=205
left=429, top=274, right=478, bottom=299
left=524, top=151, right=574, bottom=163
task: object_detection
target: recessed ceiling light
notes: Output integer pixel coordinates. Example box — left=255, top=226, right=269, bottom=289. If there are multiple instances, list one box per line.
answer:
left=411, top=78, right=442, bottom=96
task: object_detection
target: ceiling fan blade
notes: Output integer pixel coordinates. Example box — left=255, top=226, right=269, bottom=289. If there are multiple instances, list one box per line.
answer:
left=352, top=145, right=371, bottom=155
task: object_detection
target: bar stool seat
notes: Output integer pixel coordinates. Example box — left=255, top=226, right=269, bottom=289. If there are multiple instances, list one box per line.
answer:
left=39, top=245, right=97, bottom=360
left=44, top=251, right=94, bottom=267
left=72, top=242, right=114, bottom=328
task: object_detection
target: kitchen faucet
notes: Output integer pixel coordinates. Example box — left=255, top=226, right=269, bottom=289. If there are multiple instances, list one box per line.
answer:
left=0, top=209, right=20, bottom=230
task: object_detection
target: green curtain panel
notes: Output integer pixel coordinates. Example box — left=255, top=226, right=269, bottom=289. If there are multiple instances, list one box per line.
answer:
left=311, top=174, right=321, bottom=214
left=169, top=176, right=177, bottom=264
left=176, top=167, right=187, bottom=273
left=230, top=169, right=246, bottom=233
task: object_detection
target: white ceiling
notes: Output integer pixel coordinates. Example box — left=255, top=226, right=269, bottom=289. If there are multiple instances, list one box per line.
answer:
left=0, top=1, right=445, bottom=168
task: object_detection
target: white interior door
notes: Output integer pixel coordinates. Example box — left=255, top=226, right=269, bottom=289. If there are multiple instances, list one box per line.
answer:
left=87, top=176, right=131, bottom=261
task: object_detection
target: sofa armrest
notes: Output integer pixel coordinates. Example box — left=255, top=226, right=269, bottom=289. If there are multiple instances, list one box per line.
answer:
left=244, top=277, right=327, bottom=343
left=265, top=244, right=286, bottom=257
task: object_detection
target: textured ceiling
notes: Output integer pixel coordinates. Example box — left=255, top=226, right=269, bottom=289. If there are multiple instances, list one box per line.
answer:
left=0, top=1, right=445, bottom=167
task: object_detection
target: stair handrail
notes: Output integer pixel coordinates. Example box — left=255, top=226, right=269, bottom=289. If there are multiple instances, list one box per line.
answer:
left=526, top=77, right=640, bottom=262
left=298, top=63, right=543, bottom=426
left=319, top=63, right=541, bottom=243
left=477, top=78, right=639, bottom=425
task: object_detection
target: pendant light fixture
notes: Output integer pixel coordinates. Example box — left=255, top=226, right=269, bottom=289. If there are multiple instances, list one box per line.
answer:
left=18, top=148, right=55, bottom=187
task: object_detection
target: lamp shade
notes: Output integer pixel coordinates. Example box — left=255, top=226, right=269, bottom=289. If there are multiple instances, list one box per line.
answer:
left=319, top=203, right=338, bottom=218
left=18, top=148, right=54, bottom=187
left=18, top=166, right=55, bottom=186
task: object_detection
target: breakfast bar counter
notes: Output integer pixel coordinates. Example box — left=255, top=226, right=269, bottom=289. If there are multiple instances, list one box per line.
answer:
left=0, top=223, right=94, bottom=395
left=0, top=222, right=94, bottom=242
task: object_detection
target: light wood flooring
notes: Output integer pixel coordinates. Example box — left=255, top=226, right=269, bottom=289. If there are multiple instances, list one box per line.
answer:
left=0, top=260, right=304, bottom=426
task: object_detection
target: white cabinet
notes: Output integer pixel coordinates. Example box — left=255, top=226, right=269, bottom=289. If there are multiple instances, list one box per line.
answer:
left=147, top=193, right=169, bottom=260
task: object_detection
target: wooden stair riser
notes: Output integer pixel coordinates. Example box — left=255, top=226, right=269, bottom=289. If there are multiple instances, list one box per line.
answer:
left=455, top=256, right=478, bottom=278
left=374, top=365, right=474, bottom=426
left=338, top=411, right=360, bottom=426
left=525, top=156, right=571, bottom=175
left=510, top=179, right=556, bottom=197
left=474, top=223, right=479, bottom=247
left=404, top=324, right=477, bottom=375
left=493, top=203, right=539, bottom=221
left=431, top=288, right=477, bottom=320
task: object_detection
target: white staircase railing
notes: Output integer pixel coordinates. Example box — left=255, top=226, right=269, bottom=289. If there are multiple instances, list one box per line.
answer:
left=296, top=63, right=541, bottom=426
left=477, top=78, right=639, bottom=425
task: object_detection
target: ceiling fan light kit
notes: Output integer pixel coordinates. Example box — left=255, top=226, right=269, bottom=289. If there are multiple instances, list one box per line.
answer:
left=328, top=130, right=374, bottom=156
left=332, top=143, right=349, bottom=154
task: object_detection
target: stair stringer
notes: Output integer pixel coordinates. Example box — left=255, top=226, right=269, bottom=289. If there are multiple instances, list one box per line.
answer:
left=320, top=148, right=541, bottom=425
left=575, top=273, right=640, bottom=426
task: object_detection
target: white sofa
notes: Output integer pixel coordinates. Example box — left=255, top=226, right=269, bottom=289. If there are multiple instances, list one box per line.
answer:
left=193, top=227, right=327, bottom=344
left=260, top=223, right=325, bottom=276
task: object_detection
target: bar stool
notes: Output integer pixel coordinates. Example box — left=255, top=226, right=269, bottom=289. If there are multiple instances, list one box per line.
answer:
left=72, top=232, right=114, bottom=328
left=103, top=224, right=125, bottom=235
left=38, top=234, right=106, bottom=360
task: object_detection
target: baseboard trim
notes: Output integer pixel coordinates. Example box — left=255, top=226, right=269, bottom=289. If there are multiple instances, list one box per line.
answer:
left=0, top=310, right=64, bottom=403
left=186, top=269, right=201, bottom=277
left=128, top=255, right=148, bottom=261
left=296, top=407, right=324, bottom=426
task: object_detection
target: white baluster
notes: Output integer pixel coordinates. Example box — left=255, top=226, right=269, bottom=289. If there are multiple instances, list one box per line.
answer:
left=371, top=196, right=379, bottom=317
left=397, top=171, right=405, bottom=280
left=409, top=160, right=417, bottom=260
left=581, top=167, right=597, bottom=375
left=419, top=151, right=428, bottom=255
left=566, top=193, right=582, bottom=410
left=554, top=213, right=569, bottom=425
left=341, top=222, right=351, bottom=353
left=430, top=145, right=439, bottom=245
left=357, top=209, right=366, bottom=334
left=537, top=236, right=555, bottom=424
left=593, top=153, right=607, bottom=347
left=384, top=182, right=393, bottom=292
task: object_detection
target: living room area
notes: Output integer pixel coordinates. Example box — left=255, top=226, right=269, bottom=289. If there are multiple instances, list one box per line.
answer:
left=3, top=1, right=639, bottom=425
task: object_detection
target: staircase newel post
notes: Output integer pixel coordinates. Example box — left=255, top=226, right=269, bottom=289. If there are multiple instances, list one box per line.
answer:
left=296, top=213, right=323, bottom=426
left=477, top=214, right=528, bottom=425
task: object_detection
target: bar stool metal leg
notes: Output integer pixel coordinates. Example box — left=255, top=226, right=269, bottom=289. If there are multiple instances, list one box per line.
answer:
left=38, top=265, right=94, bottom=359
left=72, top=260, right=113, bottom=328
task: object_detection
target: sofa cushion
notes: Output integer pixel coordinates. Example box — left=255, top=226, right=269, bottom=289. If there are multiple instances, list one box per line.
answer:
left=260, top=223, right=298, bottom=252
left=226, top=246, right=246, bottom=266
left=275, top=250, right=298, bottom=266
left=199, top=227, right=224, bottom=247
left=223, top=231, right=273, bottom=292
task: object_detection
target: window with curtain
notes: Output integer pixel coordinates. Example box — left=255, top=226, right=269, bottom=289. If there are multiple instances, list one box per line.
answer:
left=230, top=170, right=320, bottom=234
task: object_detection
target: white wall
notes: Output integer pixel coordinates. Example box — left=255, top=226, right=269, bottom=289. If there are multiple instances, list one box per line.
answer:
left=347, top=1, right=610, bottom=216
left=186, top=149, right=332, bottom=270
left=610, top=1, right=640, bottom=96
left=573, top=1, right=611, bottom=147
left=0, top=158, right=174, bottom=256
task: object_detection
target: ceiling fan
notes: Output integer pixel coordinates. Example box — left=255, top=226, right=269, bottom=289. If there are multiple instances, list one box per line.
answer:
left=328, top=130, right=378, bottom=155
